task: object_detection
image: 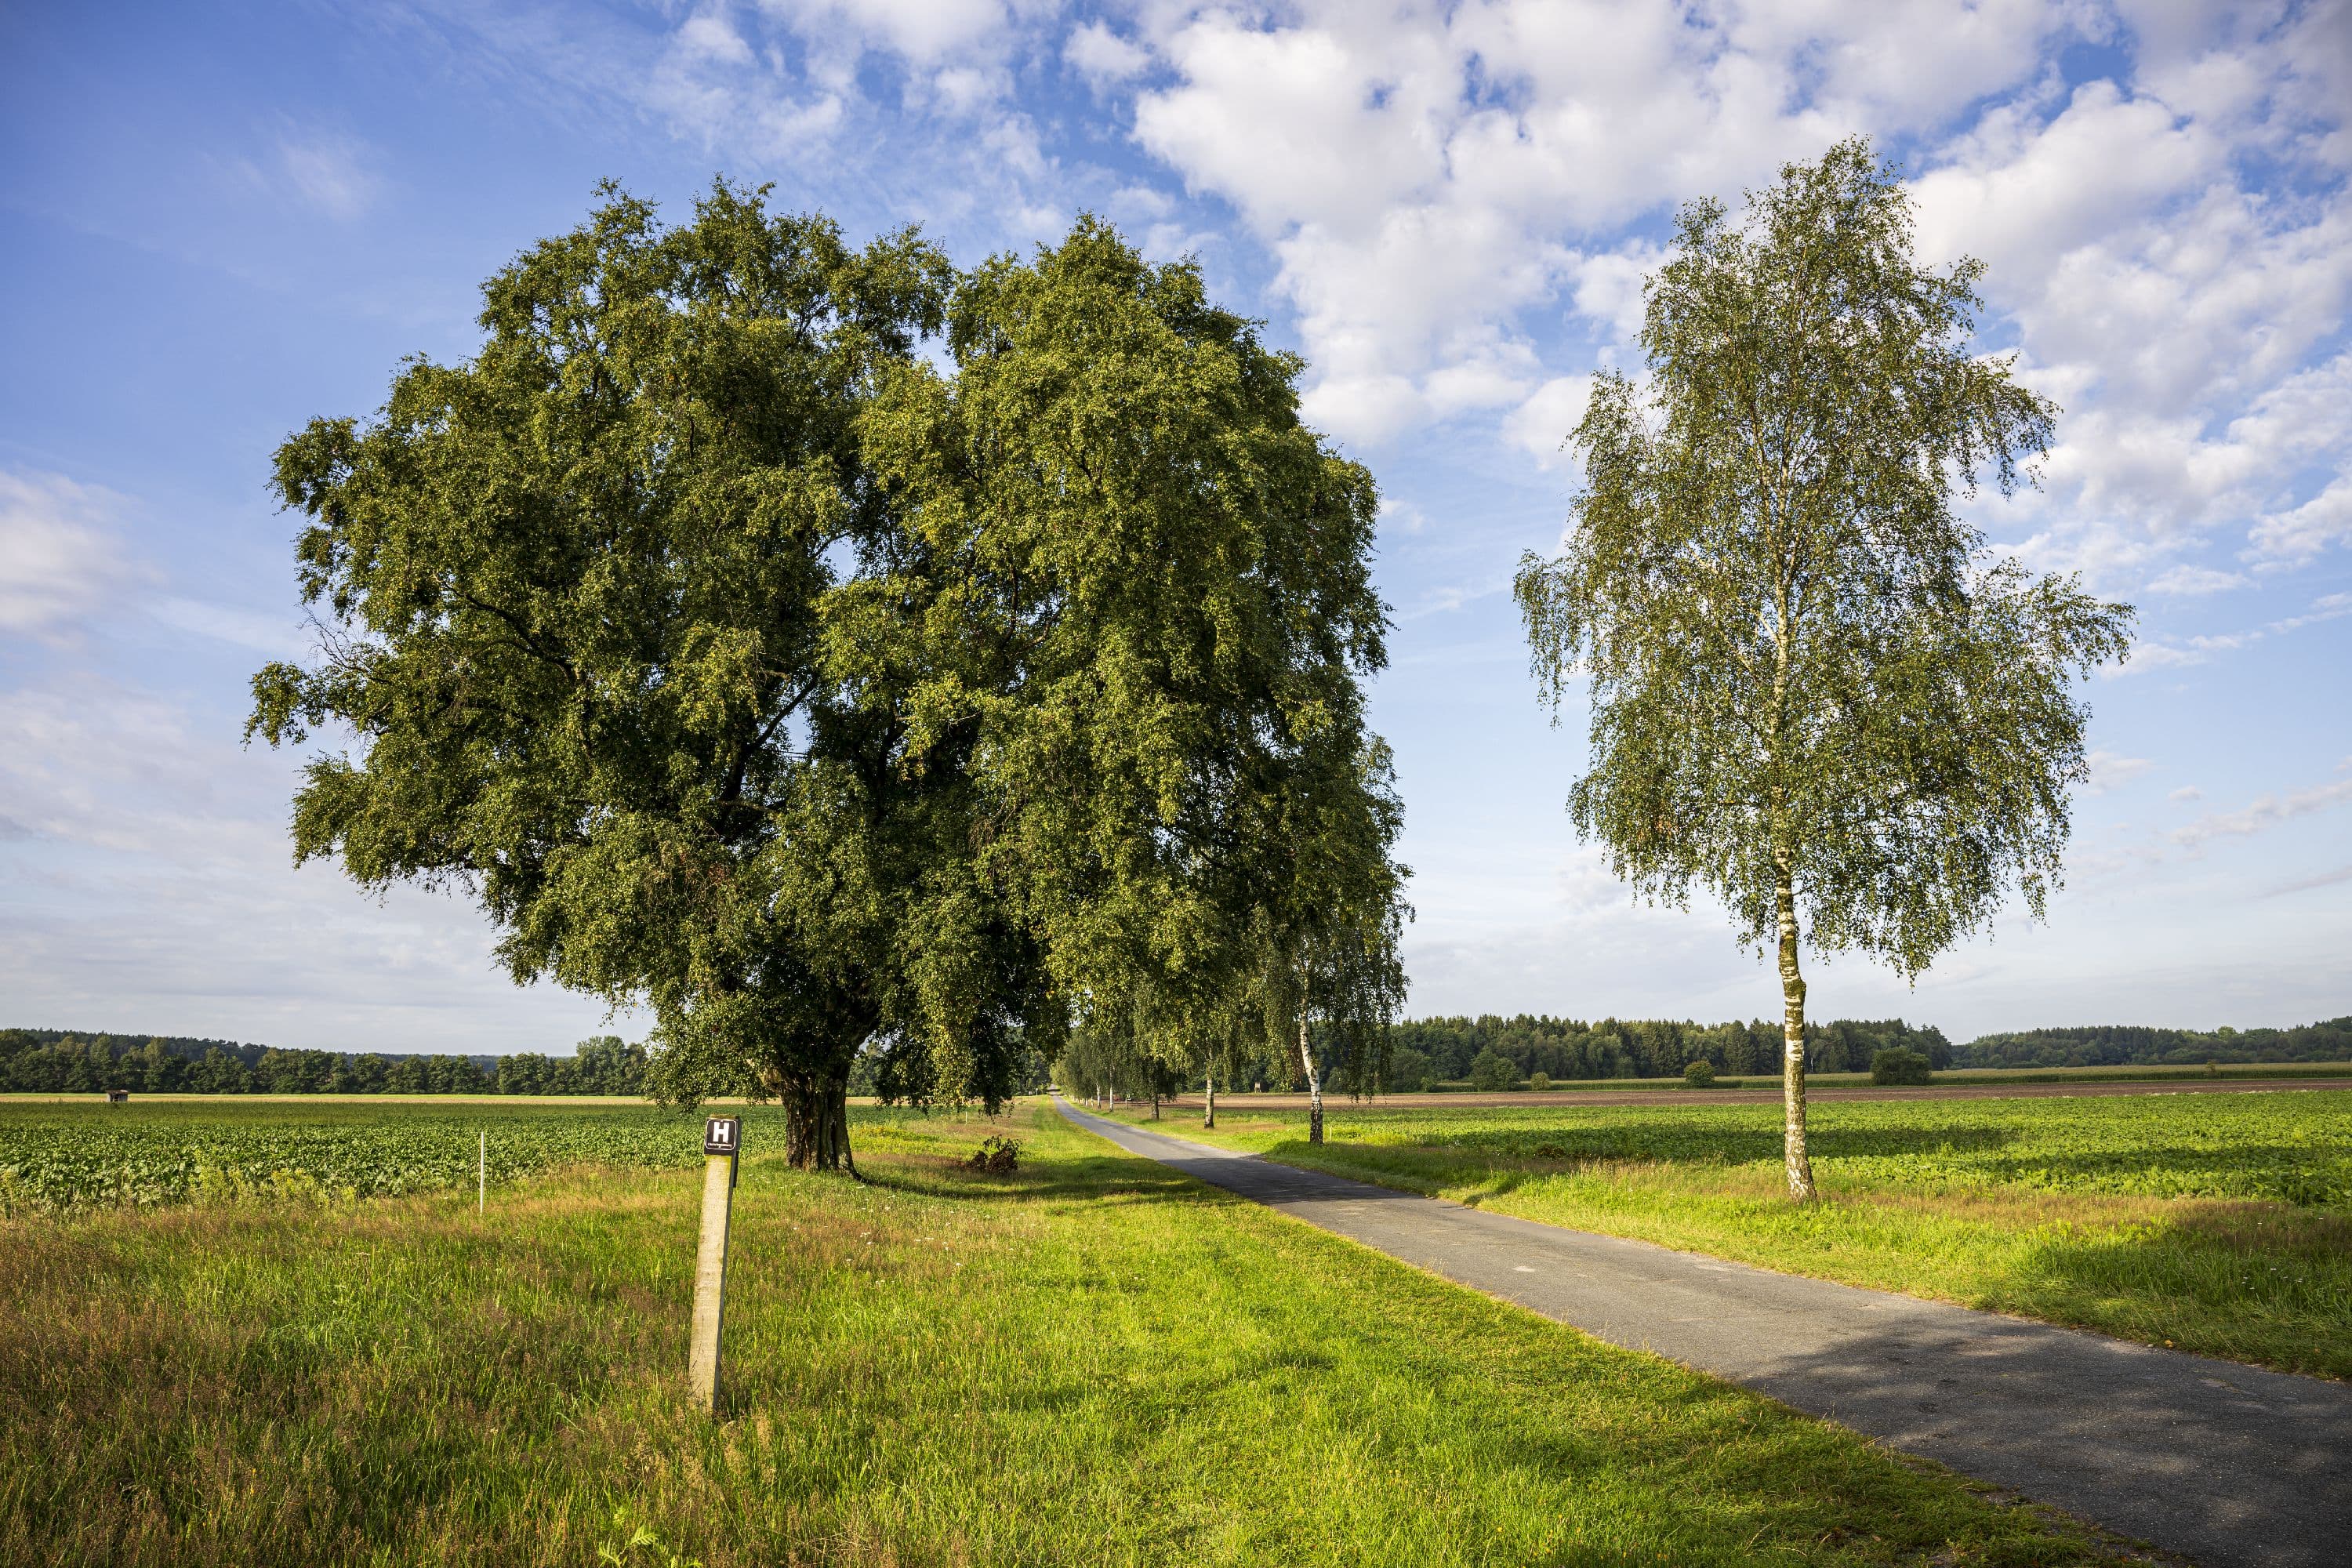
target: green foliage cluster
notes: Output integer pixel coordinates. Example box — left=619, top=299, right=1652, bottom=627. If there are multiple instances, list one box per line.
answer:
left=0, top=1098, right=800, bottom=1213
left=1465, top=1049, right=1518, bottom=1092
left=1870, top=1047, right=1934, bottom=1085
left=245, top=184, right=1406, bottom=1167
left=1283, top=1094, right=2352, bottom=1210
left=1382, top=1014, right=1951, bottom=1089
left=1955, top=1018, right=2352, bottom=1069
left=0, top=1029, right=648, bottom=1097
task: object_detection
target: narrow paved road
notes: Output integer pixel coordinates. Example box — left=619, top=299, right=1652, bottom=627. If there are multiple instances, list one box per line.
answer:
left=1054, top=1096, right=2352, bottom=1568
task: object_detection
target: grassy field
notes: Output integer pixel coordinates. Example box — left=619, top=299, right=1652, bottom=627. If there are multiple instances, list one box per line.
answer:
left=1105, top=1091, right=2352, bottom=1379
left=0, top=1099, right=2141, bottom=1566
left=1399, top=1060, right=2352, bottom=1094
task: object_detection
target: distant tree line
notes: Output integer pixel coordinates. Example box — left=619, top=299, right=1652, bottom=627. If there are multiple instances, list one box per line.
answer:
left=1373, top=1015, right=1953, bottom=1092
left=1950, top=1018, right=2352, bottom=1069
left=0, top=1030, right=648, bottom=1096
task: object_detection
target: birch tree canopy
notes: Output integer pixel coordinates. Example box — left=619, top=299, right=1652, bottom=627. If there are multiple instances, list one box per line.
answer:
left=1514, top=140, right=2133, bottom=1199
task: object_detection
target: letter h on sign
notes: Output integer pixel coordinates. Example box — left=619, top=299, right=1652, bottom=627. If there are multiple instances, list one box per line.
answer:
left=704, top=1116, right=740, bottom=1156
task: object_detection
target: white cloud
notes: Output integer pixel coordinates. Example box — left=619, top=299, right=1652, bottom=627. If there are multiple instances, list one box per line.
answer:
left=782, top=0, right=1011, bottom=66
left=1065, top=21, right=1149, bottom=87
left=149, top=597, right=310, bottom=659
left=2249, top=476, right=2352, bottom=564
left=2113, top=589, right=2352, bottom=674
left=2168, top=786, right=2202, bottom=802
left=273, top=135, right=382, bottom=220
left=0, top=469, right=136, bottom=637
left=1502, top=374, right=1596, bottom=469
left=2145, top=564, right=2247, bottom=595
left=0, top=670, right=632, bottom=1052
left=2172, top=760, right=2352, bottom=850
left=2085, top=750, right=2157, bottom=794
left=2270, top=591, right=2352, bottom=633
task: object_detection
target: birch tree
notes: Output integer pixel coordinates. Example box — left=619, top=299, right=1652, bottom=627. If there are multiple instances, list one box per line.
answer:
left=1514, top=141, right=2132, bottom=1199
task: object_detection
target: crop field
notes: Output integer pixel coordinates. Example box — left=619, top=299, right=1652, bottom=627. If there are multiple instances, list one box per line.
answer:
left=0, top=1099, right=2144, bottom=1567
left=0, top=1099, right=949, bottom=1214
left=0, top=1099, right=736, bottom=1212
left=1116, top=1090, right=2352, bottom=1377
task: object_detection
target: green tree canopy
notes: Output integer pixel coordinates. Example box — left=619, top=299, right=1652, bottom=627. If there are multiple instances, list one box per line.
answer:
left=858, top=220, right=1408, bottom=1114
left=249, top=191, right=1407, bottom=1169
left=1515, top=140, right=2132, bottom=1198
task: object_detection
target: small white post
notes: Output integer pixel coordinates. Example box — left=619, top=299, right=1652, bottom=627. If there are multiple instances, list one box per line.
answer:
left=478, top=1131, right=485, bottom=1215
left=690, top=1116, right=742, bottom=1416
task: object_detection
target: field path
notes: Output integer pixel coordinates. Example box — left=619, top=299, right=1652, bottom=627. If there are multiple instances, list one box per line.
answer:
left=1053, top=1096, right=2352, bottom=1568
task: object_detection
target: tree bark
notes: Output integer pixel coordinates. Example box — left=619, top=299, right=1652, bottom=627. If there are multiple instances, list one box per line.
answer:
left=782, top=1067, right=854, bottom=1173
left=1203, top=1066, right=1216, bottom=1128
left=1297, top=1011, right=1323, bottom=1145
left=1776, top=867, right=1817, bottom=1200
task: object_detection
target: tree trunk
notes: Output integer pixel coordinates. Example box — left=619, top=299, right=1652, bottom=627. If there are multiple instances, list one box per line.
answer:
left=782, top=1069, right=854, bottom=1173
left=1203, top=1066, right=1216, bottom=1128
left=1298, top=1012, right=1323, bottom=1145
left=1776, top=868, right=1817, bottom=1201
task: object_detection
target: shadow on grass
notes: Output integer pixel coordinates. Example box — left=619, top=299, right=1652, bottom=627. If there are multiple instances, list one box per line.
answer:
left=848, top=1152, right=1207, bottom=1207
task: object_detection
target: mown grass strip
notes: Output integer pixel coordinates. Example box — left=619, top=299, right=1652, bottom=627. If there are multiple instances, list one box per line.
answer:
left=1108, top=1093, right=2352, bottom=1378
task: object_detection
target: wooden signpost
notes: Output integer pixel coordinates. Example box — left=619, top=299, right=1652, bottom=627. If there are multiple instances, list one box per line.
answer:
left=689, top=1114, right=742, bottom=1415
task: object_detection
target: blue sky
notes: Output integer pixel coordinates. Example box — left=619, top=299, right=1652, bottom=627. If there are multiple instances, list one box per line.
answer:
left=3, top=1, right=2348, bottom=1054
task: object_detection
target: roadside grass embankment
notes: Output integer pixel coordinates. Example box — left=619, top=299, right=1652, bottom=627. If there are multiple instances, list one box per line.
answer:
left=1314, top=1060, right=2352, bottom=1097
left=0, top=1100, right=2136, bottom=1566
left=1104, top=1092, right=2352, bottom=1381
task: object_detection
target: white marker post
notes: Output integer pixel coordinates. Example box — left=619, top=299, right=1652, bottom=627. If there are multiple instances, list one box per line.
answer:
left=689, top=1114, right=742, bottom=1416
left=478, top=1131, right=486, bottom=1216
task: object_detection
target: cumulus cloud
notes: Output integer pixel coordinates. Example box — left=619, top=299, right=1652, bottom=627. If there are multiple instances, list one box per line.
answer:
left=1065, top=20, right=1149, bottom=87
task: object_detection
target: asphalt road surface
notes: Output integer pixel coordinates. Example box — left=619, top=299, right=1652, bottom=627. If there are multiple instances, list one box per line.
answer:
left=1054, top=1096, right=2352, bottom=1568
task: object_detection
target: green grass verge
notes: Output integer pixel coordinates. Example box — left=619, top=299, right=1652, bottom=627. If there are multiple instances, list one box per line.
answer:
left=1108, top=1093, right=2352, bottom=1380
left=0, top=1101, right=2136, bottom=1566
left=1410, top=1061, right=2352, bottom=1093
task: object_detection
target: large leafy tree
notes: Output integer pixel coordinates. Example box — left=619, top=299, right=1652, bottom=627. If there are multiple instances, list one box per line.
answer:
left=1515, top=142, right=2132, bottom=1199
left=252, top=195, right=1404, bottom=1171
left=247, top=182, right=1050, bottom=1170
left=855, top=220, right=1408, bottom=1127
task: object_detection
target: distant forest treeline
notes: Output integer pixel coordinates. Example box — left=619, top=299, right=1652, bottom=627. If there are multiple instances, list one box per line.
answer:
left=1947, top=1018, right=2352, bottom=1069
left=1376, top=1015, right=1952, bottom=1091
left=9, top=1014, right=2348, bottom=1097
left=0, top=1029, right=647, bottom=1097
left=1374, top=1014, right=2352, bottom=1090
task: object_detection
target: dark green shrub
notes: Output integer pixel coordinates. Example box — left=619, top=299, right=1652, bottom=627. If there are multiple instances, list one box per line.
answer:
left=1468, top=1049, right=1519, bottom=1092
left=1871, top=1047, right=1933, bottom=1086
left=1527, top=1071, right=1552, bottom=1092
left=1682, top=1060, right=1716, bottom=1087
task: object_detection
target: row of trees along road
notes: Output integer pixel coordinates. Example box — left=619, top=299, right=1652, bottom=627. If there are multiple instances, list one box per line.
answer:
left=1515, top=142, right=2132, bottom=1200
left=248, top=184, right=1408, bottom=1168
